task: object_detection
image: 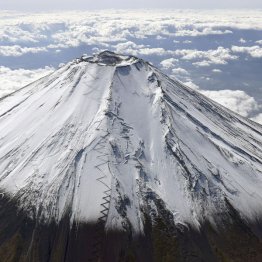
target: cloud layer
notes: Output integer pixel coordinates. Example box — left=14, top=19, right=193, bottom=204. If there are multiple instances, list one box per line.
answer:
left=0, top=66, right=54, bottom=98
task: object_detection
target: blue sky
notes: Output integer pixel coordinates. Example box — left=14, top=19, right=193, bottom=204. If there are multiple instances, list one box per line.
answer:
left=0, top=9, right=261, bottom=123
left=1, top=0, right=262, bottom=10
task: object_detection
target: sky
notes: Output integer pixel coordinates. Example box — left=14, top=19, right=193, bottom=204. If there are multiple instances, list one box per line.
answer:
left=1, top=0, right=262, bottom=10
left=0, top=9, right=261, bottom=124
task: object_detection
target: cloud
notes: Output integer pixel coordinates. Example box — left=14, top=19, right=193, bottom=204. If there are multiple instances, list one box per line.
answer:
left=0, top=45, right=48, bottom=56
left=156, top=35, right=166, bottom=40
left=200, top=89, right=259, bottom=117
left=239, top=38, right=247, bottom=43
left=0, top=10, right=259, bottom=66
left=160, top=58, right=178, bottom=69
left=183, top=81, right=200, bottom=90
left=172, top=67, right=189, bottom=76
left=0, top=25, right=47, bottom=44
left=212, top=69, right=222, bottom=73
left=175, top=28, right=232, bottom=37
left=114, top=41, right=146, bottom=55
left=0, top=10, right=261, bottom=52
left=0, top=66, right=54, bottom=98
left=231, top=45, right=262, bottom=58
left=175, top=47, right=238, bottom=66
left=137, top=48, right=168, bottom=56
left=182, top=79, right=261, bottom=123
left=192, top=60, right=211, bottom=67
left=251, top=113, right=262, bottom=124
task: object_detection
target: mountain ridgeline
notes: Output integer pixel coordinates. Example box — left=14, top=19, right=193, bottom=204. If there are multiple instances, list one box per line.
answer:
left=0, top=51, right=262, bottom=261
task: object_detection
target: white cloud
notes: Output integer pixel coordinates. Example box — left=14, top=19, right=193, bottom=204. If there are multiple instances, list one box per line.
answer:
left=0, top=66, right=54, bottom=98
left=172, top=67, right=189, bottom=76
left=0, top=45, right=47, bottom=56
left=175, top=28, right=232, bottom=37
left=255, top=40, right=262, bottom=45
left=193, top=60, right=211, bottom=67
left=201, top=89, right=259, bottom=117
left=113, top=41, right=146, bottom=55
left=160, top=58, right=178, bottom=69
left=212, top=69, right=222, bottom=73
left=251, top=113, right=262, bottom=124
left=156, top=35, right=166, bottom=40
left=0, top=10, right=261, bottom=52
left=175, top=47, right=238, bottom=66
left=183, top=77, right=261, bottom=123
left=138, top=47, right=167, bottom=56
left=184, top=81, right=200, bottom=90
left=239, top=38, right=247, bottom=43
left=0, top=26, right=47, bottom=44
left=231, top=45, right=262, bottom=58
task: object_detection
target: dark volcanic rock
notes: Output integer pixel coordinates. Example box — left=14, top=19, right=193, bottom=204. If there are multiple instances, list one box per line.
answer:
left=1, top=196, right=262, bottom=262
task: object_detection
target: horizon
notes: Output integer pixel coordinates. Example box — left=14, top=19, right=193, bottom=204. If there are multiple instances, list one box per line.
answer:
left=1, top=0, right=262, bottom=11
left=1, top=8, right=262, bottom=12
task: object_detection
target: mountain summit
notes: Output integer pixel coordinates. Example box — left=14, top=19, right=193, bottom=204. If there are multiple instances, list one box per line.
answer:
left=0, top=51, right=262, bottom=261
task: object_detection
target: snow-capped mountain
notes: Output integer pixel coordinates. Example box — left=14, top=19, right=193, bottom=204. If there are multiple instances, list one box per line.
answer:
left=0, top=51, right=262, bottom=261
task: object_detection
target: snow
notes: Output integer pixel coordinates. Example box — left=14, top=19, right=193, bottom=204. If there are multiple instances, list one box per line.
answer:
left=0, top=51, right=261, bottom=233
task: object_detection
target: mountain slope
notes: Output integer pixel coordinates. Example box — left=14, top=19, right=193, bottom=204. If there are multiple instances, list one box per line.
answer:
left=0, top=51, right=262, bottom=261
